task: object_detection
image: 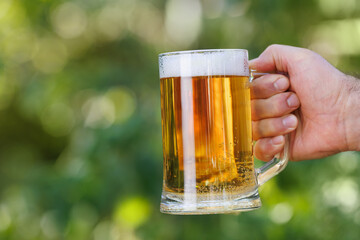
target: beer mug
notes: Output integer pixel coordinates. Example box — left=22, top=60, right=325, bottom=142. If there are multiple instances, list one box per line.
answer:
left=159, top=49, right=289, bottom=215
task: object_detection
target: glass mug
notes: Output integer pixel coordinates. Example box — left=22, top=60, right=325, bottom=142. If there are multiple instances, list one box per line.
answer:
left=159, top=49, right=289, bottom=215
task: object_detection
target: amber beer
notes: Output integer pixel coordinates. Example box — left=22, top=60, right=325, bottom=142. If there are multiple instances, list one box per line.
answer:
left=159, top=49, right=259, bottom=213
left=160, top=75, right=256, bottom=195
left=159, top=50, right=289, bottom=214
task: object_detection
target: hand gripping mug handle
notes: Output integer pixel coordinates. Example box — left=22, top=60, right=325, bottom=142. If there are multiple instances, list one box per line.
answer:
left=250, top=70, right=290, bottom=186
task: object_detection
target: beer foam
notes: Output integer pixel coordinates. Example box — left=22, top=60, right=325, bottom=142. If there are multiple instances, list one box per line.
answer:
left=159, top=49, right=249, bottom=78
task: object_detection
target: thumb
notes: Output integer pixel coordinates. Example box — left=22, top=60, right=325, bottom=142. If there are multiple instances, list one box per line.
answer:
left=249, top=44, right=304, bottom=73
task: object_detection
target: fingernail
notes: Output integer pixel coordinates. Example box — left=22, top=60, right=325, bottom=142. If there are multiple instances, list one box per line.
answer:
left=271, top=135, right=284, bottom=146
left=287, top=94, right=300, bottom=108
left=282, top=115, right=297, bottom=129
left=274, top=78, right=288, bottom=91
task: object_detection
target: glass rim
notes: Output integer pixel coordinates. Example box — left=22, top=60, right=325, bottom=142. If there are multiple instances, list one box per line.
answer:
left=159, top=49, right=248, bottom=57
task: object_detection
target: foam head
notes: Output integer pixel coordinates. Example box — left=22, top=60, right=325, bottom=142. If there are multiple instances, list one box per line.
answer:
left=159, top=49, right=249, bottom=79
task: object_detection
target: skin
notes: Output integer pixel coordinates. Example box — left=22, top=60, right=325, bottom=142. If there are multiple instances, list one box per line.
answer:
left=250, top=44, right=360, bottom=161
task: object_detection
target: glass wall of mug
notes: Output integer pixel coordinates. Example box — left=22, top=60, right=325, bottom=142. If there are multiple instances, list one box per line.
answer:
left=159, top=49, right=288, bottom=214
left=159, top=50, right=262, bottom=215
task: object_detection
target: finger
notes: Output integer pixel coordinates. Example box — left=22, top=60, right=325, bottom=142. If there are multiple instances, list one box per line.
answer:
left=251, top=92, right=300, bottom=120
left=252, top=114, right=298, bottom=140
left=249, top=44, right=311, bottom=73
left=250, top=74, right=290, bottom=99
left=254, top=135, right=285, bottom=162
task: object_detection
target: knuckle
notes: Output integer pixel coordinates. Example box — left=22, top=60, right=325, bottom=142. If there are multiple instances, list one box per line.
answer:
left=274, top=93, right=291, bottom=113
left=252, top=76, right=267, bottom=88
left=267, top=44, right=280, bottom=51
left=255, top=136, right=283, bottom=162
left=258, top=140, right=273, bottom=160
left=265, top=44, right=284, bottom=55
left=265, top=73, right=282, bottom=82
left=252, top=121, right=262, bottom=140
left=272, top=102, right=282, bottom=115
left=271, top=118, right=284, bottom=133
left=269, top=119, right=282, bottom=134
left=302, top=48, right=314, bottom=56
left=258, top=119, right=274, bottom=137
left=271, top=74, right=284, bottom=83
left=254, top=142, right=266, bottom=160
left=271, top=97, right=285, bottom=115
left=295, top=48, right=316, bottom=62
left=251, top=100, right=260, bottom=119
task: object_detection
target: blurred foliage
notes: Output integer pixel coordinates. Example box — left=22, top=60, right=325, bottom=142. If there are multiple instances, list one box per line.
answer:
left=0, top=0, right=359, bottom=239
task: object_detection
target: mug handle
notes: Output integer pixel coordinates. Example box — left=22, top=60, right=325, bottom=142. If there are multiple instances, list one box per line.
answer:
left=250, top=70, right=290, bottom=186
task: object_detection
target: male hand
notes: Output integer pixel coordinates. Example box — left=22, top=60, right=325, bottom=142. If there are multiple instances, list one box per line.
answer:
left=250, top=44, right=360, bottom=161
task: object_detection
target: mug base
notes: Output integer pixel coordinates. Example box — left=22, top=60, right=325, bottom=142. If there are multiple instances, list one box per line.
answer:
left=160, top=190, right=261, bottom=215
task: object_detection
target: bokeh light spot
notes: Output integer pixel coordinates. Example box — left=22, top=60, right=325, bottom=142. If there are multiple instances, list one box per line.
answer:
left=165, top=0, right=202, bottom=47
left=337, top=151, right=358, bottom=173
left=113, top=197, right=151, bottom=229
left=0, top=0, right=12, bottom=20
left=202, top=0, right=225, bottom=19
left=105, top=87, right=136, bottom=124
left=93, top=221, right=112, bottom=240
left=51, top=2, right=87, bottom=39
left=269, top=202, right=293, bottom=224
left=128, top=2, right=164, bottom=45
left=66, top=203, right=99, bottom=239
left=227, top=1, right=250, bottom=17
left=0, top=204, right=11, bottom=232
left=322, top=178, right=359, bottom=212
left=2, top=28, right=36, bottom=63
left=40, top=102, right=75, bottom=137
left=82, top=95, right=115, bottom=129
left=32, top=37, right=68, bottom=73
left=336, top=180, right=359, bottom=210
left=308, top=19, right=360, bottom=57
left=64, top=157, right=89, bottom=178
left=95, top=3, right=126, bottom=41
left=40, top=211, right=60, bottom=239
left=317, top=0, right=356, bottom=17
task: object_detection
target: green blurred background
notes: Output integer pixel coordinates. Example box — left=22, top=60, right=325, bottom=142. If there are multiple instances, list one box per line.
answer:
left=0, top=0, right=360, bottom=239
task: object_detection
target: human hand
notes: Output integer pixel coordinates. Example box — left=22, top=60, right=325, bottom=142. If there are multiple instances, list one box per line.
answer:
left=250, top=44, right=360, bottom=161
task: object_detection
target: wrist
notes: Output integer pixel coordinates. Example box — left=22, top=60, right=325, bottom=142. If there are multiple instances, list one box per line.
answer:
left=343, top=75, right=360, bottom=151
